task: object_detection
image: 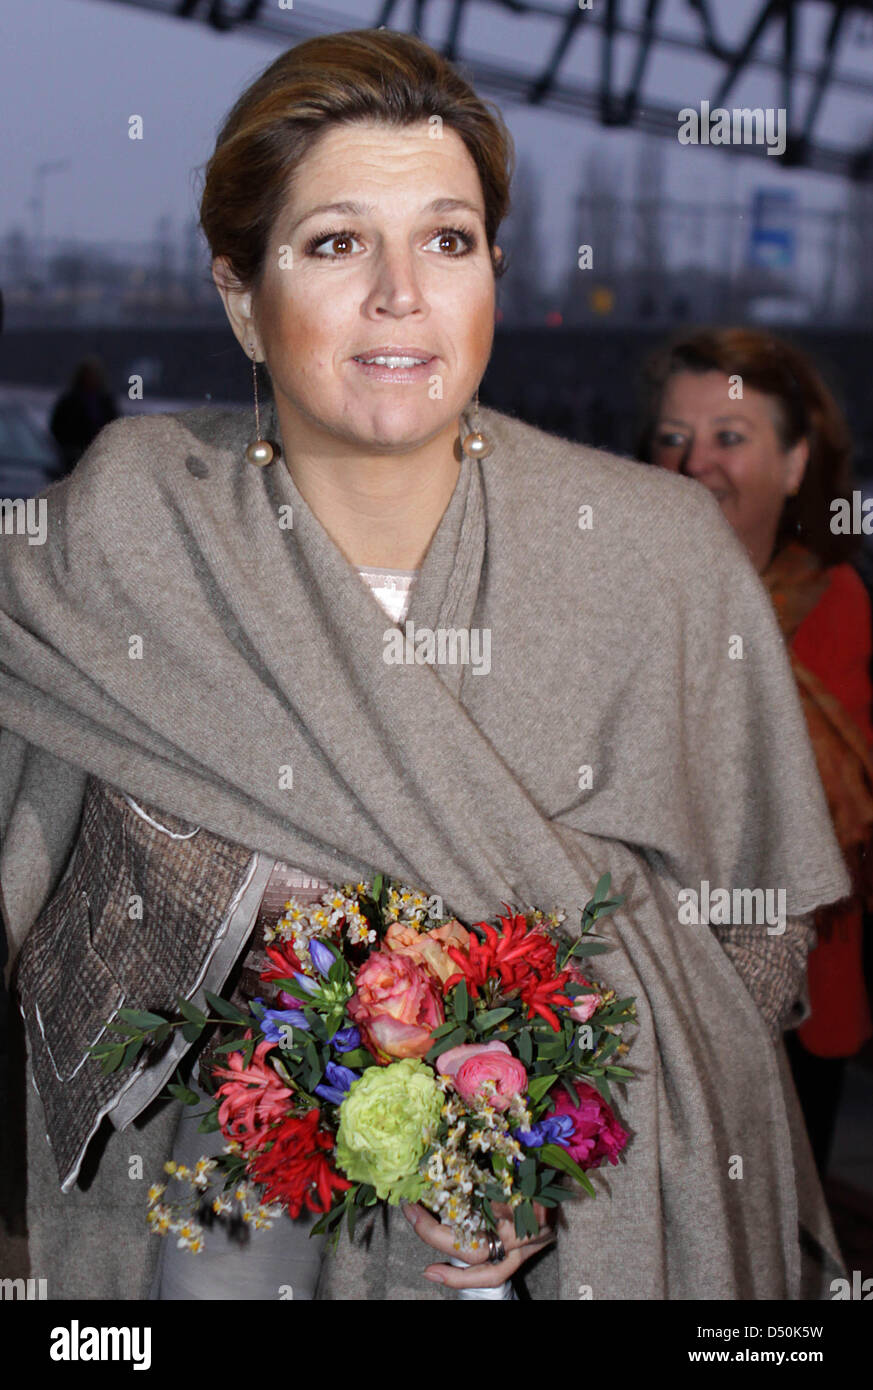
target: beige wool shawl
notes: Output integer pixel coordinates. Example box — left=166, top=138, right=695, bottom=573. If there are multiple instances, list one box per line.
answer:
left=0, top=399, right=851, bottom=1299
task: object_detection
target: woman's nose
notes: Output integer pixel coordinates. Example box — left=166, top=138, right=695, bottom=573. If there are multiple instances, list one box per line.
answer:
left=366, top=244, right=425, bottom=316
left=682, top=438, right=718, bottom=480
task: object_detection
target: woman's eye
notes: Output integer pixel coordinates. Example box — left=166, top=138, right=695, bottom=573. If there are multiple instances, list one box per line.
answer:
left=654, top=432, right=685, bottom=449
left=305, top=230, right=361, bottom=258
left=425, top=227, right=476, bottom=256
left=717, top=431, right=744, bottom=446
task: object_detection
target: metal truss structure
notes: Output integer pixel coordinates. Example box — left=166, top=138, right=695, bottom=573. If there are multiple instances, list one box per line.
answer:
left=96, top=0, right=873, bottom=178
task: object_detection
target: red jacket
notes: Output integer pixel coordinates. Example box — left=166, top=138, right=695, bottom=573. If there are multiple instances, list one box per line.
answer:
left=791, top=563, right=873, bottom=1057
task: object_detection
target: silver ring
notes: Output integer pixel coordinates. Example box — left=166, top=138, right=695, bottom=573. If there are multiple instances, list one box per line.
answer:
left=487, top=1232, right=507, bottom=1264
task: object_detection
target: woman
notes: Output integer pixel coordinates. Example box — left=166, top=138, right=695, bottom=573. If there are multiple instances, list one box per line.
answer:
left=640, top=327, right=873, bottom=1176
left=0, top=33, right=852, bottom=1301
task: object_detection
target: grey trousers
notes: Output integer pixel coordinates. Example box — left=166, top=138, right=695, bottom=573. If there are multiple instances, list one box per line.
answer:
left=21, top=1018, right=324, bottom=1301
left=150, top=1073, right=326, bottom=1301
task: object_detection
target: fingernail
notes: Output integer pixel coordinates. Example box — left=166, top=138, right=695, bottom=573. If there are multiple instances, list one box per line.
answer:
left=402, top=1204, right=418, bottom=1227
left=423, top=1270, right=444, bottom=1283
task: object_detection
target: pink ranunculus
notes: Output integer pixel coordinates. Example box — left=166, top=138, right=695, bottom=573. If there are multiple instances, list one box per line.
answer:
left=348, top=951, right=444, bottom=1063
left=210, top=1037, right=292, bottom=1151
left=566, top=965, right=602, bottom=1023
left=453, top=1051, right=528, bottom=1113
left=549, top=1080, right=629, bottom=1169
left=436, top=1040, right=512, bottom=1077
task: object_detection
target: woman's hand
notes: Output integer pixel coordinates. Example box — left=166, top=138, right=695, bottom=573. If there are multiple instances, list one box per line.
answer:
left=402, top=1201, right=556, bottom=1290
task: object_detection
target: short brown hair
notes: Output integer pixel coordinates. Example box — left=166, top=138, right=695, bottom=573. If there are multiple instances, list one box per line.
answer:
left=198, top=28, right=514, bottom=293
left=636, top=326, right=859, bottom=566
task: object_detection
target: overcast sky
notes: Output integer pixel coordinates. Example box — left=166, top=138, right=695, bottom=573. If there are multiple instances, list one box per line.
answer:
left=2, top=0, right=871, bottom=290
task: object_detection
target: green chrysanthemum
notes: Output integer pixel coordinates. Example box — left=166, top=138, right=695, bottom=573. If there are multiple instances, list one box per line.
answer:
left=335, top=1059, right=443, bottom=1200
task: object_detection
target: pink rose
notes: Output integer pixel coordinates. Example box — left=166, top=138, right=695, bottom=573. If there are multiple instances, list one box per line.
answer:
left=385, top=918, right=471, bottom=986
left=445, top=1046, right=527, bottom=1113
left=550, top=1080, right=629, bottom=1169
left=566, top=965, right=602, bottom=1023
left=348, top=951, right=444, bottom=1063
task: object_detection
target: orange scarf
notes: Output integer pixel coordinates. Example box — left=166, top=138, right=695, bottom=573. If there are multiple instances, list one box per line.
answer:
left=762, top=542, right=873, bottom=914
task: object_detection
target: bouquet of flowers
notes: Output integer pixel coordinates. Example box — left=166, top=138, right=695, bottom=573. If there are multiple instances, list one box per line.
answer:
left=90, top=872, right=635, bottom=1279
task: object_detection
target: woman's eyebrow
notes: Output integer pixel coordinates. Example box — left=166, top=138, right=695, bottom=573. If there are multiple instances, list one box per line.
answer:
left=287, top=196, right=483, bottom=235
left=656, top=414, right=753, bottom=427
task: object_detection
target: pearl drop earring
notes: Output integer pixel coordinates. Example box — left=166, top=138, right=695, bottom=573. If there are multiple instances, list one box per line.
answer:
left=461, top=389, right=493, bottom=460
left=245, top=344, right=274, bottom=467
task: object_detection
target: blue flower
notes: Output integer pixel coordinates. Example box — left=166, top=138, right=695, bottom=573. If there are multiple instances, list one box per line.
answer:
left=292, top=971, right=318, bottom=996
left=514, top=1114, right=575, bottom=1149
left=329, top=1026, right=361, bottom=1053
left=253, top=998, right=311, bottom=1044
left=309, top=940, right=336, bottom=978
left=314, top=1060, right=360, bottom=1106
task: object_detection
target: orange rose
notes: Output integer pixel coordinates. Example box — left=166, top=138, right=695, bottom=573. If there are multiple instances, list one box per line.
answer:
left=384, top=918, right=471, bottom=986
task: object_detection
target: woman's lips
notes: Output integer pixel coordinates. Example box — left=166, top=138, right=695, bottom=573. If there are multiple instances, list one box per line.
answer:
left=351, top=353, right=437, bottom=383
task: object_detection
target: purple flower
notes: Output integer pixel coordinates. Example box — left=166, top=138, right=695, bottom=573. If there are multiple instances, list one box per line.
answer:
left=253, top=998, right=310, bottom=1044
left=514, top=1113, right=575, bottom=1149
left=309, top=940, right=336, bottom=978
left=292, top=971, right=318, bottom=996
left=277, top=989, right=307, bottom=1009
left=330, top=1026, right=361, bottom=1053
left=314, top=1060, right=360, bottom=1106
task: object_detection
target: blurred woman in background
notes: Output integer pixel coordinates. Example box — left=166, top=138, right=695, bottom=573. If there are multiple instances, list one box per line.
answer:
left=639, top=326, right=873, bottom=1177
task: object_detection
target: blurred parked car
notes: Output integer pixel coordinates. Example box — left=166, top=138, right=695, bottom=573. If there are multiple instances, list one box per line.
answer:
left=0, top=400, right=64, bottom=498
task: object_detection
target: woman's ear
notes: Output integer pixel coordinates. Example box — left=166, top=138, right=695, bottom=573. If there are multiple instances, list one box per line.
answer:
left=786, top=435, right=810, bottom=496
left=211, top=257, right=262, bottom=358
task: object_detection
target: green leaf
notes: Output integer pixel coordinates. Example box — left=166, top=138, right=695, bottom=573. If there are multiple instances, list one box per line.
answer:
left=425, top=1026, right=468, bottom=1062
left=181, top=1021, right=203, bottom=1044
left=516, top=1029, right=533, bottom=1065
left=591, top=873, right=611, bottom=905
left=152, top=1021, right=172, bottom=1046
left=527, top=1072, right=558, bottom=1106
left=473, top=1006, right=515, bottom=1032
left=371, top=873, right=383, bottom=904
left=197, top=1109, right=221, bottom=1133
left=95, top=1044, right=126, bottom=1073
left=167, top=1082, right=200, bottom=1106
left=452, top=980, right=469, bottom=1023
left=203, top=991, right=252, bottom=1025
left=540, top=1143, right=597, bottom=1196
left=567, top=940, right=611, bottom=959
left=332, top=1048, right=372, bottom=1069
left=116, top=1008, right=167, bottom=1029
left=429, top=1019, right=463, bottom=1040
left=519, top=1160, right=537, bottom=1199
left=513, top=1200, right=539, bottom=1239
left=177, top=997, right=208, bottom=1027
left=121, top=1035, right=146, bottom=1068
left=211, top=1038, right=249, bottom=1056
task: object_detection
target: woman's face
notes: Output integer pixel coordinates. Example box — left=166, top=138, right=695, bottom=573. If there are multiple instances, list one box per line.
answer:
left=650, top=369, right=808, bottom=571
left=218, top=119, right=498, bottom=458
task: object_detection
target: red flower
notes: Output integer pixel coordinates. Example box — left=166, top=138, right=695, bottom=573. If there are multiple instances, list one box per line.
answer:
left=211, top=1036, right=292, bottom=1150
left=444, top=909, right=572, bottom=1030
left=259, top=941, right=305, bottom=986
left=248, top=1109, right=351, bottom=1217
